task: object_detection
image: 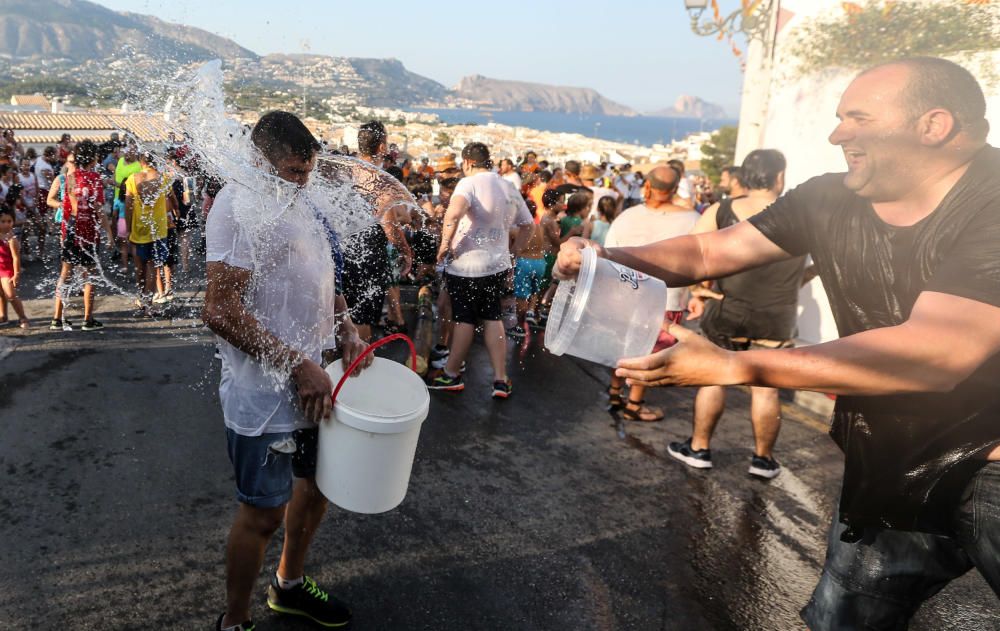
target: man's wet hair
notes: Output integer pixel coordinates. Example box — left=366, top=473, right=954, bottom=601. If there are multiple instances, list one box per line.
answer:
left=565, top=160, right=581, bottom=176
left=740, top=149, right=785, bottom=191
left=358, top=121, right=387, bottom=157
left=566, top=191, right=590, bottom=216
left=542, top=188, right=561, bottom=210
left=252, top=111, right=321, bottom=163
left=461, top=142, right=492, bottom=169
left=866, top=57, right=989, bottom=140
left=721, top=165, right=741, bottom=180
left=74, top=140, right=99, bottom=166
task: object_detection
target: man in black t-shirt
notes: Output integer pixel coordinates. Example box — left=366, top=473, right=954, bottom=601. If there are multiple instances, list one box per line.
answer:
left=556, top=57, right=1000, bottom=628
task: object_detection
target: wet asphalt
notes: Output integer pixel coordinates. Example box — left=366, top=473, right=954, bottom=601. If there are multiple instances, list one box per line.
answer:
left=1, top=253, right=998, bottom=631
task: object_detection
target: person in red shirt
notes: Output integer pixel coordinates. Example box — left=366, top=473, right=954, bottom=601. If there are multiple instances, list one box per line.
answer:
left=50, top=140, right=111, bottom=331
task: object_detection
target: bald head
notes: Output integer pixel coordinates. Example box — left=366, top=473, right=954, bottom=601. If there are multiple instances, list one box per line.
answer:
left=647, top=166, right=679, bottom=192
left=859, top=57, right=988, bottom=142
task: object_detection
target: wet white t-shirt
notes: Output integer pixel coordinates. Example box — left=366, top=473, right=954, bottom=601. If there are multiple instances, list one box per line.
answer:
left=18, top=173, right=37, bottom=208
left=206, top=184, right=339, bottom=436
left=604, top=204, right=700, bottom=311
left=447, top=171, right=533, bottom=278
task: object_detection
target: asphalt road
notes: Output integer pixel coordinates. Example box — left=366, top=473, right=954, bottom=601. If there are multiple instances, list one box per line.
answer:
left=1, top=256, right=997, bottom=630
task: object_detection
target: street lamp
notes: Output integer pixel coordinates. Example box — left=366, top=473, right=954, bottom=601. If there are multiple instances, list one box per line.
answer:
left=684, top=0, right=775, bottom=44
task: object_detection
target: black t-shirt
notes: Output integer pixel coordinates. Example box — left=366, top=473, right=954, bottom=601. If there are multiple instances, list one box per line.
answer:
left=701, top=197, right=806, bottom=342
left=749, top=145, right=1000, bottom=534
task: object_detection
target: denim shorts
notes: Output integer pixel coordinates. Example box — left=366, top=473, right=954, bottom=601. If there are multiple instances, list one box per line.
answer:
left=225, top=427, right=319, bottom=508
left=133, top=239, right=168, bottom=266
left=801, top=462, right=1000, bottom=630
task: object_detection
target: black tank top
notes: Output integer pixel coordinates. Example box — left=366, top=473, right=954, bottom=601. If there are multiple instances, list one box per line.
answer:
left=700, top=197, right=806, bottom=341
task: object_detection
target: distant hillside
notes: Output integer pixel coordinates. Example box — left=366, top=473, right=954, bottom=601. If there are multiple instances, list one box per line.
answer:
left=0, top=0, right=256, bottom=61
left=452, top=75, right=637, bottom=117
left=0, top=1, right=643, bottom=115
left=648, top=95, right=727, bottom=119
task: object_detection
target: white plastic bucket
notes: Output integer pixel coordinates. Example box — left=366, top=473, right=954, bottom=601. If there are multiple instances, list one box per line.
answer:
left=545, top=247, right=667, bottom=366
left=318, top=357, right=429, bottom=514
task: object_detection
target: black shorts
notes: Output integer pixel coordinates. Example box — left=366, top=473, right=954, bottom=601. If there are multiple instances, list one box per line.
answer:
left=445, top=270, right=506, bottom=325
left=60, top=238, right=99, bottom=267
left=165, top=229, right=178, bottom=267
left=341, top=225, right=390, bottom=326
left=410, top=229, right=439, bottom=265
left=704, top=331, right=794, bottom=352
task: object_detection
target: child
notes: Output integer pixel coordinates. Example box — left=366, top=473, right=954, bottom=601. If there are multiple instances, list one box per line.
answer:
left=583, top=195, right=616, bottom=247
left=0, top=207, right=29, bottom=328
left=559, top=191, right=589, bottom=240
left=51, top=140, right=110, bottom=332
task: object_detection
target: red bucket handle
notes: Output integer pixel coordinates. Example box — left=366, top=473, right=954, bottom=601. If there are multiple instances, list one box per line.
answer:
left=330, top=333, right=418, bottom=405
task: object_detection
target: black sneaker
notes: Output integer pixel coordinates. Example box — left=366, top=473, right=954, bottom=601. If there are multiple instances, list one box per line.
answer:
left=508, top=325, right=526, bottom=339
left=215, top=613, right=255, bottom=631
left=81, top=319, right=104, bottom=331
left=49, top=318, right=73, bottom=331
left=428, top=372, right=464, bottom=391
left=267, top=575, right=352, bottom=628
left=748, top=454, right=782, bottom=479
left=430, top=344, right=449, bottom=361
left=492, top=379, right=513, bottom=399
left=667, top=438, right=713, bottom=469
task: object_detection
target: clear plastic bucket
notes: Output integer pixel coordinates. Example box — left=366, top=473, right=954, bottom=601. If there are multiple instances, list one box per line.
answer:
left=545, top=247, right=667, bottom=366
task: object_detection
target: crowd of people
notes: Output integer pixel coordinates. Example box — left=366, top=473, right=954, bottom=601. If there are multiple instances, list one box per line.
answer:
left=5, top=55, right=1000, bottom=631
left=0, top=129, right=219, bottom=330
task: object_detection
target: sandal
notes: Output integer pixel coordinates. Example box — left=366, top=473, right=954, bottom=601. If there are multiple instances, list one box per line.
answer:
left=607, top=385, right=624, bottom=410
left=622, top=398, right=665, bottom=422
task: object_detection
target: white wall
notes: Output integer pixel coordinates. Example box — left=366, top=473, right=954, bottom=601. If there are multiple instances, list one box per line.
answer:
left=738, top=0, right=1000, bottom=343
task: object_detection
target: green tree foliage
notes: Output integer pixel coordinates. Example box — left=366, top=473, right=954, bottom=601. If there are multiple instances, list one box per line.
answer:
left=788, top=1, right=1000, bottom=74
left=434, top=130, right=453, bottom=149
left=0, top=79, right=89, bottom=100
left=700, top=125, right=738, bottom=185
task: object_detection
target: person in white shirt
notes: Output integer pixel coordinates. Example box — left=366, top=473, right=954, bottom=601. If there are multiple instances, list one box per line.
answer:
left=17, top=158, right=44, bottom=261
left=431, top=142, right=533, bottom=398
left=601, top=166, right=700, bottom=421
left=203, top=110, right=371, bottom=631
left=498, top=158, right=522, bottom=192
left=581, top=163, right=620, bottom=219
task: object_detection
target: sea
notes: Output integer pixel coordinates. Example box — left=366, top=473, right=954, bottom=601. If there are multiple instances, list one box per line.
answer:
left=411, top=108, right=737, bottom=147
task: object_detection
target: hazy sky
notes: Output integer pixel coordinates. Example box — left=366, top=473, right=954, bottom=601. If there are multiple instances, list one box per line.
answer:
left=92, top=0, right=745, bottom=114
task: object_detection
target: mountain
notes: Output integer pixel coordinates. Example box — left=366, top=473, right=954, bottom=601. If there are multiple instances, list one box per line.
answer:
left=0, top=0, right=256, bottom=61
left=451, top=75, right=637, bottom=117
left=648, top=96, right=728, bottom=119
left=0, top=1, right=634, bottom=115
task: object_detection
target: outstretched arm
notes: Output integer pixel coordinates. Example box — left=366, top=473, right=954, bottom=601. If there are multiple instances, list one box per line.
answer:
left=556, top=220, right=791, bottom=286
left=617, top=291, right=1000, bottom=396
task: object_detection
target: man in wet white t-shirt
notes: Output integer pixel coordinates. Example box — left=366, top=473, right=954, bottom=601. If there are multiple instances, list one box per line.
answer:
left=204, top=110, right=371, bottom=631
left=431, top=142, right=533, bottom=398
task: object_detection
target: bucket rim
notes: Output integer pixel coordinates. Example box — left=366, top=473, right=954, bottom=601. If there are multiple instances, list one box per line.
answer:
left=544, top=246, right=596, bottom=356
left=324, top=357, right=430, bottom=434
